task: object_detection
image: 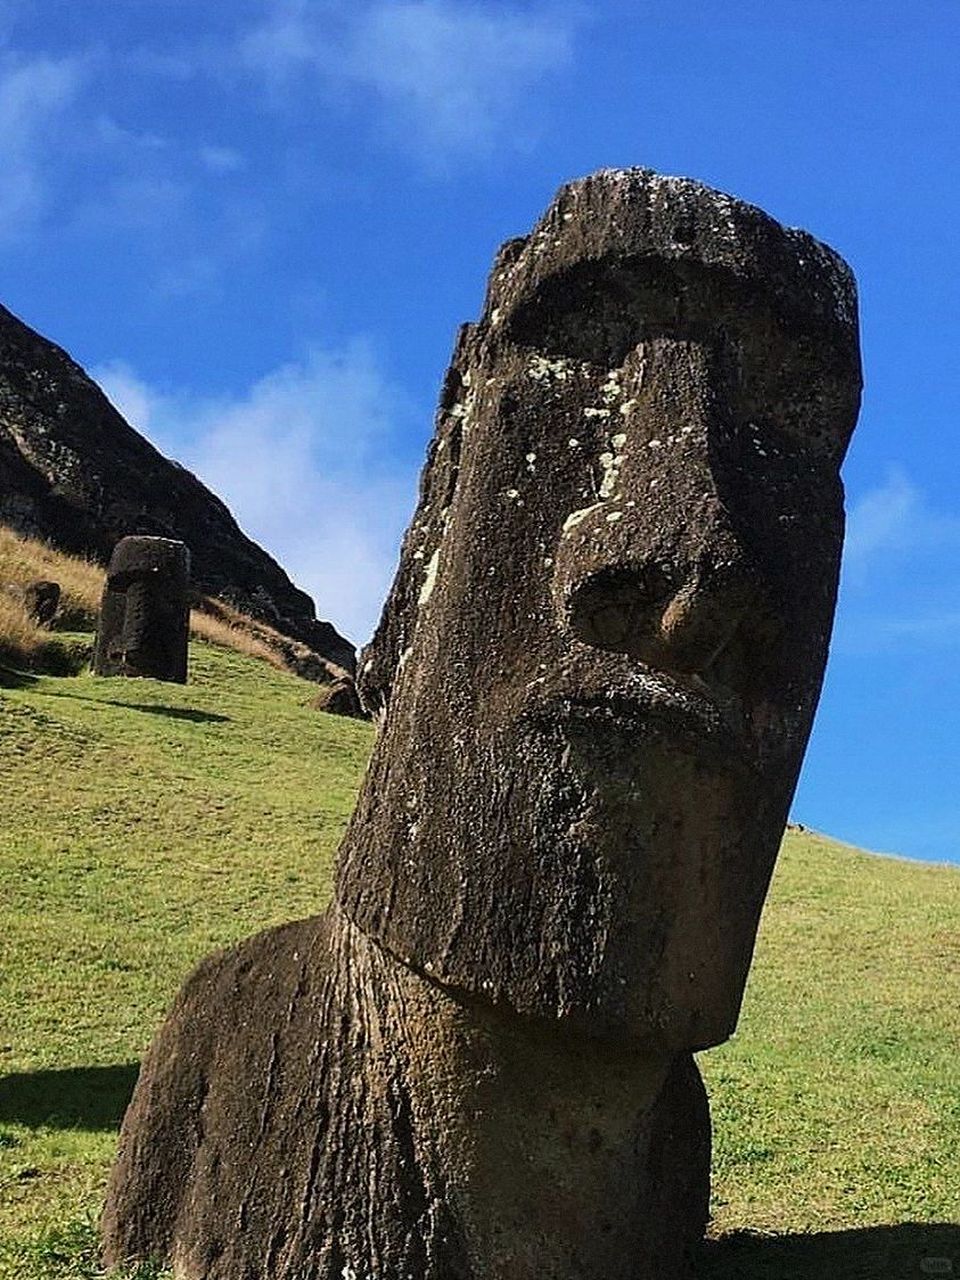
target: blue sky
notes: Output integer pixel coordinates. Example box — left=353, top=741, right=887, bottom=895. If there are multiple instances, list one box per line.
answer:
left=1, top=1, right=957, bottom=863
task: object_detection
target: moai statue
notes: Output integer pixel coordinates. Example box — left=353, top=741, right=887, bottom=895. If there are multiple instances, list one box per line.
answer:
left=102, top=170, right=861, bottom=1279
left=94, top=536, right=190, bottom=683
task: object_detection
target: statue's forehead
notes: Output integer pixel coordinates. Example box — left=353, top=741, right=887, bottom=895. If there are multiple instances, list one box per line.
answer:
left=483, top=169, right=857, bottom=339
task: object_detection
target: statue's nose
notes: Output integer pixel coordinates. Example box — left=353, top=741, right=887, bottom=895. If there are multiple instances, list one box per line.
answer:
left=564, top=553, right=761, bottom=677
left=552, top=337, right=778, bottom=682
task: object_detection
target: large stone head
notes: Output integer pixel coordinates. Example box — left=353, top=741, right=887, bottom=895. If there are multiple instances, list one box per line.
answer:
left=337, top=170, right=861, bottom=1051
left=94, top=536, right=190, bottom=684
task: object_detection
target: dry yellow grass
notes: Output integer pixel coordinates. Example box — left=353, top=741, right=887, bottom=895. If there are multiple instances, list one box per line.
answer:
left=0, top=592, right=42, bottom=657
left=188, top=603, right=286, bottom=669
left=0, top=524, right=301, bottom=675
left=0, top=526, right=103, bottom=625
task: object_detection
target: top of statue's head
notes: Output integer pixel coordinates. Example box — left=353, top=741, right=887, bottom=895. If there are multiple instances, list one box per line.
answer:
left=107, top=536, right=191, bottom=589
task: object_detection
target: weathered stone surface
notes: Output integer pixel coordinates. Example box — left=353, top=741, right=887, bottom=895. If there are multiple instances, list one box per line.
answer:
left=23, top=579, right=60, bottom=625
left=94, top=537, right=190, bottom=683
left=104, top=908, right=710, bottom=1279
left=0, top=303, right=354, bottom=675
left=103, top=169, right=861, bottom=1279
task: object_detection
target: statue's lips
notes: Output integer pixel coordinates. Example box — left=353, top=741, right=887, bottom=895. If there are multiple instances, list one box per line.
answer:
left=528, top=668, right=748, bottom=757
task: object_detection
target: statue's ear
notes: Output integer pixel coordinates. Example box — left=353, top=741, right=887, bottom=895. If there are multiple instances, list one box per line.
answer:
left=357, top=324, right=475, bottom=721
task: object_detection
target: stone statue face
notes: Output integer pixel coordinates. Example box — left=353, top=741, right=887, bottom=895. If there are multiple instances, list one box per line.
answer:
left=339, top=171, right=861, bottom=1051
left=96, top=536, right=190, bottom=682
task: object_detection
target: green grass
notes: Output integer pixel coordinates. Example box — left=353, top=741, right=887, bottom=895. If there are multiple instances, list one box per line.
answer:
left=699, top=833, right=960, bottom=1276
left=0, top=640, right=372, bottom=1276
left=1, top=639, right=958, bottom=1278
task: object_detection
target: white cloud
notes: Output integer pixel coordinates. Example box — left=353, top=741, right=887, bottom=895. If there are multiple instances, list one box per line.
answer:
left=92, top=344, right=419, bottom=645
left=835, top=467, right=960, bottom=654
left=844, top=467, right=960, bottom=580
left=242, top=0, right=577, bottom=159
left=93, top=360, right=158, bottom=435
left=833, top=608, right=960, bottom=656
left=0, top=52, right=83, bottom=238
left=843, top=468, right=918, bottom=573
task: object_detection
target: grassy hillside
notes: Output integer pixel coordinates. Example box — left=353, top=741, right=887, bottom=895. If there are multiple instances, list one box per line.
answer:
left=1, top=641, right=958, bottom=1278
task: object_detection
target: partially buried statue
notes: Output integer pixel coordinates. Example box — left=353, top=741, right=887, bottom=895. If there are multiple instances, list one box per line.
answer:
left=94, top=536, right=190, bottom=684
left=102, top=170, right=861, bottom=1278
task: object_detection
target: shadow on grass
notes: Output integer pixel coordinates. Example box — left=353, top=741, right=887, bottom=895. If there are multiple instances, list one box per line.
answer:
left=0, top=664, right=37, bottom=689
left=0, top=1064, right=139, bottom=1131
left=24, top=687, right=232, bottom=724
left=102, top=702, right=231, bottom=724
left=699, top=1223, right=960, bottom=1279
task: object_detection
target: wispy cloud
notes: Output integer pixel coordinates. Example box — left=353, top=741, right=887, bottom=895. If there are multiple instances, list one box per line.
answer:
left=835, top=467, right=960, bottom=653
left=833, top=608, right=960, bottom=655
left=242, top=0, right=578, bottom=160
left=93, top=344, right=419, bottom=644
left=844, top=467, right=960, bottom=580
left=0, top=51, right=84, bottom=239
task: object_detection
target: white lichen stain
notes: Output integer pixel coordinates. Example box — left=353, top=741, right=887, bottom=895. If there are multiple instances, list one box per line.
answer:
left=568, top=438, right=580, bottom=448
left=562, top=503, right=602, bottom=534
left=647, top=439, right=663, bottom=449
left=505, top=488, right=520, bottom=500
left=619, top=399, right=637, bottom=416
left=583, top=406, right=610, bottom=419
left=606, top=511, right=623, bottom=523
left=600, top=373, right=622, bottom=404
left=489, top=307, right=501, bottom=327
left=598, top=438, right=628, bottom=500
left=611, top=432, right=627, bottom=449
left=528, top=354, right=572, bottom=382
left=418, top=548, right=440, bottom=606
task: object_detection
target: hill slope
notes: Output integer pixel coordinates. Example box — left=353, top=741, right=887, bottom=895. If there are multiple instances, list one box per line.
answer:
left=0, top=646, right=958, bottom=1278
left=0, top=302, right=354, bottom=673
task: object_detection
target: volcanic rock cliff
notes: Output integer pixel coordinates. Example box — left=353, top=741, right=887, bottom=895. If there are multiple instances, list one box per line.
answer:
left=0, top=303, right=355, bottom=676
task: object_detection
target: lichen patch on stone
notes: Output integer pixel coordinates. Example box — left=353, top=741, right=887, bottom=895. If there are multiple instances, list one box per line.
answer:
left=418, top=548, right=441, bottom=606
left=528, top=354, right=572, bottom=382
left=562, top=503, right=602, bottom=534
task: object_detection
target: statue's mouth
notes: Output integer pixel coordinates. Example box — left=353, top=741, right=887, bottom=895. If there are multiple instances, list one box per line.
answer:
left=528, top=667, right=750, bottom=759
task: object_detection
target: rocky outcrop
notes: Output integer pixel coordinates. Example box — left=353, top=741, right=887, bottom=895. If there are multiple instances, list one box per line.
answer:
left=0, top=303, right=354, bottom=675
left=309, top=676, right=365, bottom=719
left=103, top=169, right=862, bottom=1279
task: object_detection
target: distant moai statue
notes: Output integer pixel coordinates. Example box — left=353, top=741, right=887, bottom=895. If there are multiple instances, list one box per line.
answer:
left=103, top=171, right=861, bottom=1279
left=94, top=536, right=190, bottom=683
